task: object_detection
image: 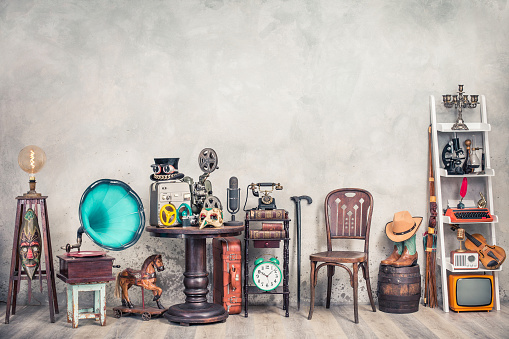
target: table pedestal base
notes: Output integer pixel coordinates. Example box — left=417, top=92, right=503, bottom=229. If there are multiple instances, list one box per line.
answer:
left=164, top=303, right=227, bottom=325
left=146, top=225, right=244, bottom=325
left=165, top=238, right=228, bottom=325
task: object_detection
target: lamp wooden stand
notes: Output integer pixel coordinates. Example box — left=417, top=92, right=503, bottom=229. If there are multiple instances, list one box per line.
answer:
left=5, top=195, right=59, bottom=324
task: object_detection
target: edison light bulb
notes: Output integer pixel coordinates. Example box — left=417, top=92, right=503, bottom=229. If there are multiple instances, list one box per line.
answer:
left=18, top=145, right=46, bottom=195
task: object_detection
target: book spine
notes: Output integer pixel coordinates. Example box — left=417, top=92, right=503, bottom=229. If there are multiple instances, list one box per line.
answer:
left=261, top=223, right=283, bottom=231
left=248, top=230, right=285, bottom=239
left=249, top=209, right=288, bottom=219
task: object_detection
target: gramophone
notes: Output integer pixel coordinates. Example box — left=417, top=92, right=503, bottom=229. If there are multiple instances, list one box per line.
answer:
left=58, top=179, right=145, bottom=283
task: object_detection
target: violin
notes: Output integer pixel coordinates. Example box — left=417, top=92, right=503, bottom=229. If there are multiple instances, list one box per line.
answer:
left=450, top=224, right=506, bottom=269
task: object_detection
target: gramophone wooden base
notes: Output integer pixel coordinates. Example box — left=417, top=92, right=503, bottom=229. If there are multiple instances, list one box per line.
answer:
left=57, top=254, right=115, bottom=284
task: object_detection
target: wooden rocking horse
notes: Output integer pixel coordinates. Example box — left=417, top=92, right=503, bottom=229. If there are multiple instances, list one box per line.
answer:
left=114, top=254, right=166, bottom=312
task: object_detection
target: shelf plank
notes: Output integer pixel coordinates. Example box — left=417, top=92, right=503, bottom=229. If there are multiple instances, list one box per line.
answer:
left=437, top=257, right=502, bottom=272
left=438, top=168, right=495, bottom=177
left=436, top=122, right=491, bottom=132
left=246, top=286, right=288, bottom=294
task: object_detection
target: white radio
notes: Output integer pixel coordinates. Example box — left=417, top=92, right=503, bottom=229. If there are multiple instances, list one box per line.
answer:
left=450, top=251, right=479, bottom=270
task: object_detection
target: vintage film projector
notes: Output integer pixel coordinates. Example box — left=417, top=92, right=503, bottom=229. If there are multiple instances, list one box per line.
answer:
left=149, top=148, right=222, bottom=227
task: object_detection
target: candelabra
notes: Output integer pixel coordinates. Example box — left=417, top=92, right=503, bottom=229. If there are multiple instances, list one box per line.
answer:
left=442, top=85, right=479, bottom=130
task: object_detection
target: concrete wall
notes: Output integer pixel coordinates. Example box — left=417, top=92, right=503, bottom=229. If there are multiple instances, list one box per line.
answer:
left=1, top=0, right=508, bottom=308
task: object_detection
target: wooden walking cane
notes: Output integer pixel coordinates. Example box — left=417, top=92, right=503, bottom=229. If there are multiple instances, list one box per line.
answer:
left=424, top=125, right=438, bottom=307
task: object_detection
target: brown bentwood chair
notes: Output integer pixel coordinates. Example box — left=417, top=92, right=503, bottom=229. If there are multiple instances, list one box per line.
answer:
left=308, top=188, right=376, bottom=323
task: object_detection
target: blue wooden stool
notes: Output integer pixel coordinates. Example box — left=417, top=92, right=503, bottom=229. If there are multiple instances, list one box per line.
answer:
left=66, top=282, right=106, bottom=328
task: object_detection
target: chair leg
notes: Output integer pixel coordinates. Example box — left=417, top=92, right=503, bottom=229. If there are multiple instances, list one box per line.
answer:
left=326, top=265, right=335, bottom=309
left=308, top=260, right=317, bottom=320
left=352, top=263, right=359, bottom=324
left=362, top=262, right=376, bottom=312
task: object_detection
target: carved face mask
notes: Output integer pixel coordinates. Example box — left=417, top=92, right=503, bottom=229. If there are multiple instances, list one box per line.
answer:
left=19, top=209, right=42, bottom=280
left=199, top=208, right=223, bottom=229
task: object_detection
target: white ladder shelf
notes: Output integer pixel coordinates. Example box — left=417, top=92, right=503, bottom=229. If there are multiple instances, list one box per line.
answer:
left=429, top=94, right=501, bottom=312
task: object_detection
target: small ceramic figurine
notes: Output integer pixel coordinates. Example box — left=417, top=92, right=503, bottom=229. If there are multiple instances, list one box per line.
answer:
left=381, top=211, right=423, bottom=267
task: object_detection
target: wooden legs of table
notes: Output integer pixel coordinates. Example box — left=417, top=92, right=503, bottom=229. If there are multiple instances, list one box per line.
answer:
left=164, top=238, right=228, bottom=325
left=243, top=237, right=249, bottom=317
left=67, top=283, right=106, bottom=328
left=5, top=197, right=58, bottom=324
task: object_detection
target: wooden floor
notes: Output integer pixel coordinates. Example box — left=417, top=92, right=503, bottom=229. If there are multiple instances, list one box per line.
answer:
left=1, top=302, right=508, bottom=339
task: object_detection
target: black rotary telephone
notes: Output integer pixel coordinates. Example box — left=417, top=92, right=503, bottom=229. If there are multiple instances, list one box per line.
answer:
left=244, top=182, right=283, bottom=210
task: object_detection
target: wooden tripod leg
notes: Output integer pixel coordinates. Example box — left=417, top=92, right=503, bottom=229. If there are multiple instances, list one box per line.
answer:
left=39, top=200, right=55, bottom=323
left=41, top=199, right=59, bottom=315
left=5, top=199, right=24, bottom=324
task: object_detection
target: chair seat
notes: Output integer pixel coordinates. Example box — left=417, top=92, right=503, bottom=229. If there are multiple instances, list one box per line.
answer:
left=310, top=251, right=366, bottom=263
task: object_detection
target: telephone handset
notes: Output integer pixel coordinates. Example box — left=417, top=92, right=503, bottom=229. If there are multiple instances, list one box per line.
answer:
left=244, top=182, right=283, bottom=210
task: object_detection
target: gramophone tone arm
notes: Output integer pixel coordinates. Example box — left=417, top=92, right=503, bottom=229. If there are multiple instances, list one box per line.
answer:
left=62, top=226, right=84, bottom=252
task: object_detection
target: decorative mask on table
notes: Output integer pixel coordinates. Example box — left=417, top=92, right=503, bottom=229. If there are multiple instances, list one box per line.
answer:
left=199, top=208, right=224, bottom=229
left=19, top=209, right=42, bottom=280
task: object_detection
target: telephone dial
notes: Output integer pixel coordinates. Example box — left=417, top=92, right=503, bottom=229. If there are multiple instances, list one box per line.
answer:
left=245, top=182, right=283, bottom=210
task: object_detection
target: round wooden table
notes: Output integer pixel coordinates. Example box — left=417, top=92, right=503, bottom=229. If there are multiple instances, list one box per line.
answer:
left=146, top=225, right=244, bottom=325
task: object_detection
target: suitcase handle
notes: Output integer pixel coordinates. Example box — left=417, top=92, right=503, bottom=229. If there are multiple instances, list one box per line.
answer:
left=229, top=265, right=240, bottom=291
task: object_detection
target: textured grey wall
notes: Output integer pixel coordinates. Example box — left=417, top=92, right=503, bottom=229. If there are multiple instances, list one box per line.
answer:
left=1, top=0, right=508, bottom=309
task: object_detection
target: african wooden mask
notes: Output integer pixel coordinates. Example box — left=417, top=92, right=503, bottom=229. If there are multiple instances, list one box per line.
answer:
left=19, top=209, right=42, bottom=280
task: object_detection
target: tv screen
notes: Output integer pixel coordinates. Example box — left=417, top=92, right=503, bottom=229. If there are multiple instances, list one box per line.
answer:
left=456, top=277, right=492, bottom=306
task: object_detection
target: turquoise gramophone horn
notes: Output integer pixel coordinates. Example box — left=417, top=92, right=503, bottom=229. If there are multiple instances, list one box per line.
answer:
left=78, top=179, right=145, bottom=251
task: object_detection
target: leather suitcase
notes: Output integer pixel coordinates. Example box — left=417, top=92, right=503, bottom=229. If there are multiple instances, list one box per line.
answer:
left=213, top=237, right=242, bottom=314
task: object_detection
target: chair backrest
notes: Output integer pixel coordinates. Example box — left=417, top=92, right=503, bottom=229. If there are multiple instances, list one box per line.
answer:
left=324, top=188, right=373, bottom=252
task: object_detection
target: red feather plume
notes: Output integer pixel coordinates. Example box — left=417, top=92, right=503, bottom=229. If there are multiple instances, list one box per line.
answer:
left=460, top=178, right=468, bottom=202
left=460, top=177, right=468, bottom=198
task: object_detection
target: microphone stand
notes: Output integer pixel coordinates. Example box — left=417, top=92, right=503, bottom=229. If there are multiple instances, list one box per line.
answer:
left=224, top=186, right=243, bottom=226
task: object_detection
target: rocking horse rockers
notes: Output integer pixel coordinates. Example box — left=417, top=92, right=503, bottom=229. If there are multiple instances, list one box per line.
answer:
left=113, top=254, right=167, bottom=321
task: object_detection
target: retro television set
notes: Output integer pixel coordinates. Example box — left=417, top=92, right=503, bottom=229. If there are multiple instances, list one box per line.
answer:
left=448, top=274, right=494, bottom=312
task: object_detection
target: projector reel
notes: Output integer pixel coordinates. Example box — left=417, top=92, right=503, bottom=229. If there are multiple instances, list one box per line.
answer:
left=203, top=195, right=222, bottom=210
left=159, top=203, right=177, bottom=226
left=198, top=148, right=218, bottom=173
left=176, top=203, right=192, bottom=224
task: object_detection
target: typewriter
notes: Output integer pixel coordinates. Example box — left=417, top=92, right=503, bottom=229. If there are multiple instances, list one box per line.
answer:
left=445, top=208, right=494, bottom=223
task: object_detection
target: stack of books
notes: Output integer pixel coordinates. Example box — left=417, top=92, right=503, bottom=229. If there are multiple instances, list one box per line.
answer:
left=249, top=222, right=285, bottom=239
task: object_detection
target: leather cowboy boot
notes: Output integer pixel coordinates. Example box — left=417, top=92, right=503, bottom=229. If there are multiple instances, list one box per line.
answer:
left=392, top=246, right=418, bottom=267
left=381, top=245, right=401, bottom=266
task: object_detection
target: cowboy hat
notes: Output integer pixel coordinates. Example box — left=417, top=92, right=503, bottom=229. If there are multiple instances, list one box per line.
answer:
left=385, top=211, right=423, bottom=242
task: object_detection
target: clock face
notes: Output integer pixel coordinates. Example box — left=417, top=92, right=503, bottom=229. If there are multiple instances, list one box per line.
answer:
left=253, top=261, right=282, bottom=291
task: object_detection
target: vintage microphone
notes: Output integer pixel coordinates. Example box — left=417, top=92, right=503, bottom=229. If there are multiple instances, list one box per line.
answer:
left=224, top=176, right=243, bottom=226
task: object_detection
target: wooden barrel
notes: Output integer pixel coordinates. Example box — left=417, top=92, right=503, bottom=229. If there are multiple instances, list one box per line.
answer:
left=377, top=265, right=421, bottom=314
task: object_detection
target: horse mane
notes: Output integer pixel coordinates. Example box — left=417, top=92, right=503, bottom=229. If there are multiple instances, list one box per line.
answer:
left=141, top=254, right=160, bottom=271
